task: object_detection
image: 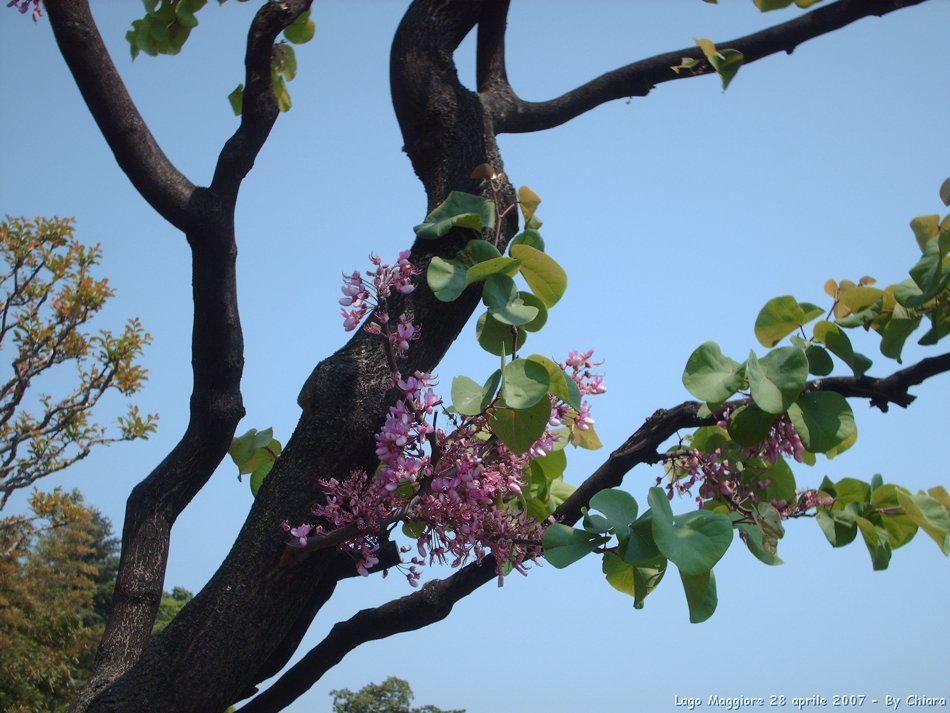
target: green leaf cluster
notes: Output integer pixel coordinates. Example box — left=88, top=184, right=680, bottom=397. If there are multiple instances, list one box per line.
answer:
left=127, top=1, right=318, bottom=116
left=419, top=185, right=593, bottom=457
left=815, top=477, right=950, bottom=569
left=682, top=335, right=857, bottom=459
left=818, top=197, right=950, bottom=362
left=228, top=10, right=316, bottom=117
left=683, top=186, right=950, bottom=447
left=228, top=427, right=282, bottom=497
left=521, top=449, right=575, bottom=522
left=662, top=182, right=950, bottom=610
left=126, top=0, right=208, bottom=59
left=542, top=487, right=734, bottom=622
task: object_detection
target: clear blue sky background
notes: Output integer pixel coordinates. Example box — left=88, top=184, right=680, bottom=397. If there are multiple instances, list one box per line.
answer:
left=2, top=2, right=949, bottom=712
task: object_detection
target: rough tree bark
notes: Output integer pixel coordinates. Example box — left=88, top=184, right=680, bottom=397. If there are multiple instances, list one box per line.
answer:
left=35, top=1, right=943, bottom=711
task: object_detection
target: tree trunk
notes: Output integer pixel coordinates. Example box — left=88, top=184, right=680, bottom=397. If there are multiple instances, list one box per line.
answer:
left=81, top=2, right=512, bottom=711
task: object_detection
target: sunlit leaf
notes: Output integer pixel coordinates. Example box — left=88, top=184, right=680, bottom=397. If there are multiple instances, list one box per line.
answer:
left=509, top=244, right=567, bottom=307
left=755, top=295, right=818, bottom=347
left=590, top=489, right=639, bottom=533
left=501, top=358, right=550, bottom=409
left=910, top=215, right=940, bottom=251
left=427, top=256, right=467, bottom=302
left=414, top=192, right=495, bottom=239
left=283, top=9, right=315, bottom=44
left=747, top=347, right=808, bottom=414
left=787, top=391, right=855, bottom=454
left=835, top=285, right=884, bottom=319
left=489, top=396, right=551, bottom=454
left=569, top=421, right=602, bottom=450
left=475, top=312, right=526, bottom=356
left=518, top=186, right=541, bottom=224
left=471, top=163, right=497, bottom=181
left=526, top=354, right=581, bottom=410
left=680, top=569, right=718, bottom=623
left=694, top=38, right=743, bottom=90
left=464, top=257, right=522, bottom=287
left=682, top=341, right=744, bottom=404
left=484, top=274, right=539, bottom=326
left=451, top=370, right=501, bottom=416
left=671, top=56, right=702, bottom=74
left=648, top=488, right=733, bottom=576
left=542, top=524, right=606, bottom=568
left=869, top=484, right=918, bottom=548
left=896, top=491, right=950, bottom=555
left=517, top=292, right=548, bottom=332
left=736, top=521, right=783, bottom=565
left=603, top=552, right=667, bottom=610
left=856, top=516, right=892, bottom=570
left=902, top=231, right=950, bottom=308
left=510, top=229, right=545, bottom=252
left=228, top=84, right=244, bottom=116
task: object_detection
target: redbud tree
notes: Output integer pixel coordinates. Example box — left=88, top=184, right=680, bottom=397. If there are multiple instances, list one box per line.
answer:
left=5, top=2, right=949, bottom=712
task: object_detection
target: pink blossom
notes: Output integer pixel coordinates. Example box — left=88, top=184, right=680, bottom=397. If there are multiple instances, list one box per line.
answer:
left=336, top=253, right=419, bottom=340
left=7, top=0, right=42, bottom=21
left=281, top=522, right=314, bottom=546
left=575, top=402, right=595, bottom=431
left=341, top=308, right=364, bottom=331
left=309, top=267, right=611, bottom=585
left=662, top=415, right=828, bottom=519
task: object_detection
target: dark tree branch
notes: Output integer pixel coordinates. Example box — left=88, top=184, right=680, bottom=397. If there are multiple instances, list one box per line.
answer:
left=389, top=0, right=493, bottom=201
left=211, top=0, right=312, bottom=199
left=484, top=0, right=931, bottom=134
left=63, top=6, right=318, bottom=709
left=557, top=350, right=950, bottom=516
left=805, top=351, right=950, bottom=412
left=238, top=543, right=400, bottom=701
left=476, top=0, right=512, bottom=94
left=48, top=3, right=314, bottom=707
left=239, top=560, right=496, bottom=713
left=71, top=3, right=526, bottom=711
left=69, top=191, right=248, bottom=713
left=43, top=0, right=934, bottom=709
left=44, top=0, right=196, bottom=232
left=241, top=348, right=950, bottom=710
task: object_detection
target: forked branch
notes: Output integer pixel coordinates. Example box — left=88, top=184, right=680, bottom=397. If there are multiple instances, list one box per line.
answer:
left=44, top=0, right=196, bottom=231
left=211, top=0, right=313, bottom=198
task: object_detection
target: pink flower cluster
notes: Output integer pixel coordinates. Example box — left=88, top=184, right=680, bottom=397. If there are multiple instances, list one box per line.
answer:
left=557, top=348, right=606, bottom=434
left=374, top=371, right=439, bottom=492
left=662, top=412, right=830, bottom=519
left=7, top=0, right=42, bottom=21
left=297, top=256, right=607, bottom=585
left=563, top=349, right=608, bottom=397
left=339, top=251, right=419, bottom=356
left=300, top=380, right=547, bottom=586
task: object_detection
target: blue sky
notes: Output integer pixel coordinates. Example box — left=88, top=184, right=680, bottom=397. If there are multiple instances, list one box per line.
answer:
left=2, top=2, right=949, bottom=712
